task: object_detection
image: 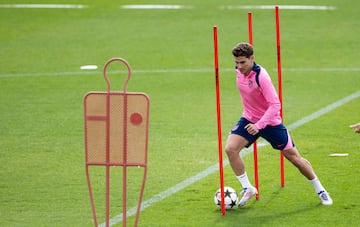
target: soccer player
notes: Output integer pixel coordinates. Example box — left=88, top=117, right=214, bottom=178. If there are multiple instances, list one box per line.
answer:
left=225, top=42, right=333, bottom=207
left=350, top=122, right=360, bottom=133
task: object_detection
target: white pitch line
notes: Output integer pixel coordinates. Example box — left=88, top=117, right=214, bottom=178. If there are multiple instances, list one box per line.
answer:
left=100, top=90, right=360, bottom=226
left=287, top=90, right=360, bottom=130
left=1, top=68, right=360, bottom=78
left=121, top=4, right=188, bottom=10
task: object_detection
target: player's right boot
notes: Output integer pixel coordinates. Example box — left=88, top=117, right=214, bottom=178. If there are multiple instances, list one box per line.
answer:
left=318, top=190, right=333, bottom=205
left=238, top=186, right=257, bottom=207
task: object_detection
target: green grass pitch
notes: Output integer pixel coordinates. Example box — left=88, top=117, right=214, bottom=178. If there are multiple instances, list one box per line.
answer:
left=0, top=0, right=359, bottom=226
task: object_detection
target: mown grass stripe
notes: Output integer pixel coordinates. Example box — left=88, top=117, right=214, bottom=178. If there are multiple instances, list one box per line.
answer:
left=222, top=5, right=336, bottom=10
left=1, top=68, right=360, bottom=78
left=0, top=4, right=87, bottom=9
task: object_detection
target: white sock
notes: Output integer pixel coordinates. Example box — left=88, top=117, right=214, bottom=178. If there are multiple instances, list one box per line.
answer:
left=237, top=172, right=252, bottom=189
left=310, top=177, right=325, bottom=194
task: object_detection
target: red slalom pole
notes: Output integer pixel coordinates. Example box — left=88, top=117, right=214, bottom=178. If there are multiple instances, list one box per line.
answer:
left=275, top=6, right=285, bottom=187
left=213, top=26, right=226, bottom=216
left=248, top=12, right=253, bottom=45
left=248, top=12, right=260, bottom=200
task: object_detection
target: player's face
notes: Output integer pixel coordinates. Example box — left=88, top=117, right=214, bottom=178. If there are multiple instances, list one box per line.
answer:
left=234, top=55, right=254, bottom=76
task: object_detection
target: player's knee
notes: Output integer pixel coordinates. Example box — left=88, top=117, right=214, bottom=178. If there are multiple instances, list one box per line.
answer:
left=225, top=144, right=238, bottom=157
left=301, top=158, right=312, bottom=167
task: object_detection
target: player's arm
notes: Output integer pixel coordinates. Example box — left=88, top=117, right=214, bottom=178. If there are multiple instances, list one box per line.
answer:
left=254, top=72, right=281, bottom=130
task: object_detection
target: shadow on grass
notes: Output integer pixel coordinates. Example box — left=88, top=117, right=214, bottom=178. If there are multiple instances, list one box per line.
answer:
left=211, top=187, right=320, bottom=227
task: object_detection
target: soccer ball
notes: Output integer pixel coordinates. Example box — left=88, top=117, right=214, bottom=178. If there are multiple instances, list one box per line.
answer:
left=214, top=186, right=238, bottom=210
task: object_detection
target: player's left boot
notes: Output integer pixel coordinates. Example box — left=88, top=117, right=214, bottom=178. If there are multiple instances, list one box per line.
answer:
left=318, top=190, right=333, bottom=205
left=238, top=186, right=257, bottom=207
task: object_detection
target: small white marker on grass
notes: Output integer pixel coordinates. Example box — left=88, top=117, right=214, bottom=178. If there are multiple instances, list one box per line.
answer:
left=80, top=65, right=98, bottom=70
left=121, top=4, right=186, bottom=9
left=328, top=153, right=349, bottom=157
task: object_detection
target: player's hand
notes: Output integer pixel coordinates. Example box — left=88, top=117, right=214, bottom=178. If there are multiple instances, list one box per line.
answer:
left=245, top=123, right=259, bottom=135
left=349, top=123, right=360, bottom=133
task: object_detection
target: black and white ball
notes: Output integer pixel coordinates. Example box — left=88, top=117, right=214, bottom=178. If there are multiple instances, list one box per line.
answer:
left=214, top=186, right=238, bottom=210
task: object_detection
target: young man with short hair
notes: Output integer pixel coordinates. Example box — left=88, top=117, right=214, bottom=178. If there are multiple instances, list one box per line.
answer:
left=226, top=42, right=333, bottom=207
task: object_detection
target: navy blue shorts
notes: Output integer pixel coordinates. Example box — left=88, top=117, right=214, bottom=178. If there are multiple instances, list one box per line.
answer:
left=230, top=117, right=295, bottom=150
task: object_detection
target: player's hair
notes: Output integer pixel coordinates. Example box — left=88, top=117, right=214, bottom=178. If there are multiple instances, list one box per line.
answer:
left=232, top=42, right=254, bottom=58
